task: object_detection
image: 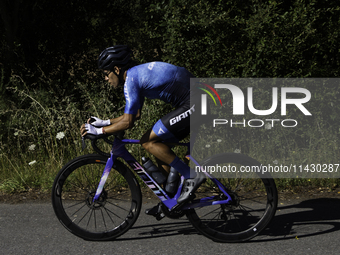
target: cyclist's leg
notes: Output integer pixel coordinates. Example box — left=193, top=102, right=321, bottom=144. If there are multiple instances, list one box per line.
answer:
left=140, top=127, right=193, bottom=179
left=141, top=126, right=205, bottom=205
left=140, top=102, right=193, bottom=179
left=141, top=128, right=182, bottom=216
left=140, top=128, right=176, bottom=168
left=155, top=158, right=170, bottom=174
left=140, top=102, right=205, bottom=204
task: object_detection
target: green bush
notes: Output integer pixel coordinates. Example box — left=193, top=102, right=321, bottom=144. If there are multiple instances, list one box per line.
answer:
left=1, top=0, right=340, bottom=193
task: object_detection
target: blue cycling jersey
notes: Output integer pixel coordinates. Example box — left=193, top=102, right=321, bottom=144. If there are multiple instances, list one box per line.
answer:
left=123, top=62, right=194, bottom=115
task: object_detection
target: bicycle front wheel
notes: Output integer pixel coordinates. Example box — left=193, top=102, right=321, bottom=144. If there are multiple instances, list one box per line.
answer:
left=52, top=154, right=142, bottom=241
left=186, top=153, right=278, bottom=242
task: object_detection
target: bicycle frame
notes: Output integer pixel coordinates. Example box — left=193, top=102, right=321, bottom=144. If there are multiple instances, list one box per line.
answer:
left=92, top=137, right=232, bottom=211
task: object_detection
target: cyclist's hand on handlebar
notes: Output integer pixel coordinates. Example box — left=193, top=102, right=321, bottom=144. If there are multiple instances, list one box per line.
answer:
left=80, top=123, right=103, bottom=137
left=87, top=116, right=110, bottom=127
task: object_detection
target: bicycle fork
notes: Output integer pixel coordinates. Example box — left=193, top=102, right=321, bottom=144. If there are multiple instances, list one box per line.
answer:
left=93, top=151, right=117, bottom=202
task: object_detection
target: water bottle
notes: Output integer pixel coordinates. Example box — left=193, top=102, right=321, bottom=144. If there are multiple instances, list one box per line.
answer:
left=142, top=157, right=167, bottom=185
left=165, top=167, right=180, bottom=196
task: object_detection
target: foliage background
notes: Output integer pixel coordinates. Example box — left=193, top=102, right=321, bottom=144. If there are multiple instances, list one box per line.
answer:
left=0, top=0, right=339, bottom=192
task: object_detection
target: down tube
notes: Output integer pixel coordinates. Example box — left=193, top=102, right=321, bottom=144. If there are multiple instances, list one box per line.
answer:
left=123, top=153, right=170, bottom=201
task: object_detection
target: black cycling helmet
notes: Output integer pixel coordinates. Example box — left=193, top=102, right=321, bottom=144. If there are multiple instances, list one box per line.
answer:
left=98, top=45, right=132, bottom=71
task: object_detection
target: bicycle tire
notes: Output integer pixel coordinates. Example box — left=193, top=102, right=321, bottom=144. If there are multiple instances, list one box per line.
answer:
left=52, top=154, right=142, bottom=241
left=186, top=153, right=278, bottom=242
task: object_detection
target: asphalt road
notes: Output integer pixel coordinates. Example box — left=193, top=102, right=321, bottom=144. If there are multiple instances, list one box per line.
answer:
left=1, top=196, right=340, bottom=255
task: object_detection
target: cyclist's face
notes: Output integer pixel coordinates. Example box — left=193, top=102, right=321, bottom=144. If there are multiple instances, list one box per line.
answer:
left=104, top=66, right=120, bottom=88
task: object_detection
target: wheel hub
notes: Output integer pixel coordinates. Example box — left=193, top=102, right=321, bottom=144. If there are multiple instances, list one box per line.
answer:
left=86, top=190, right=107, bottom=209
left=220, top=192, right=240, bottom=220
left=228, top=191, right=240, bottom=207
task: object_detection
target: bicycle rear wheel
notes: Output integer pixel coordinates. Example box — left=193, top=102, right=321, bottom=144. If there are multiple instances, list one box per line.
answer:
left=52, top=154, right=142, bottom=241
left=186, top=153, right=277, bottom=242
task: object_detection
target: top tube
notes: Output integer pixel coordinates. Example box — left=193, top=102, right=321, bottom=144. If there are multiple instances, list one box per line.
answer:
left=83, top=133, right=190, bottom=157
left=121, top=139, right=140, bottom=144
left=121, top=138, right=190, bottom=147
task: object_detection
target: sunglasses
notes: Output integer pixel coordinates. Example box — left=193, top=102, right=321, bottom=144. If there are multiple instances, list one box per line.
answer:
left=102, top=70, right=112, bottom=78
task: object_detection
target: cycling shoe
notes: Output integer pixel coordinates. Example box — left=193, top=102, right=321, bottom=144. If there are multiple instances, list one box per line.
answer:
left=177, top=171, right=206, bottom=204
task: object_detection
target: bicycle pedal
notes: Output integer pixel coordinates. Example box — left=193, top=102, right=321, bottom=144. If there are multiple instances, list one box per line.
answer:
left=145, top=205, right=160, bottom=216
left=145, top=203, right=165, bottom=221
left=155, top=212, right=165, bottom=221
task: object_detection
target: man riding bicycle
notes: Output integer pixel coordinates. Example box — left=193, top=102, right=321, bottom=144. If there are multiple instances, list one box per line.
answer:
left=80, top=45, right=205, bottom=211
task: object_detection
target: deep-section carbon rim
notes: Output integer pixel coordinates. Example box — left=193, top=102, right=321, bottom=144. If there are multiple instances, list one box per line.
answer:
left=51, top=154, right=142, bottom=241
left=186, top=153, right=278, bottom=242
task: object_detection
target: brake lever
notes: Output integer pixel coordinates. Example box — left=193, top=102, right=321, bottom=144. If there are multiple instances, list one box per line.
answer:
left=81, top=117, right=96, bottom=152
left=81, top=136, right=86, bottom=152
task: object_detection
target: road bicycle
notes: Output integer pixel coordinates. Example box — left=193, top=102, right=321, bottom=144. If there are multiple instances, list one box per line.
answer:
left=51, top=132, right=278, bottom=243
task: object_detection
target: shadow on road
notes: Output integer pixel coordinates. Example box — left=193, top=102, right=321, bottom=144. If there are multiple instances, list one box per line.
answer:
left=116, top=221, right=197, bottom=241
left=116, top=197, right=340, bottom=242
left=254, top=197, right=340, bottom=242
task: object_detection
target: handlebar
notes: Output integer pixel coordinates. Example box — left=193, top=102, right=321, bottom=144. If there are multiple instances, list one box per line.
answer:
left=81, top=131, right=125, bottom=157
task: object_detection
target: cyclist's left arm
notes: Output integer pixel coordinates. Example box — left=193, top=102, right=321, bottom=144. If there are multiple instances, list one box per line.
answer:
left=102, top=112, right=138, bottom=134
left=105, top=108, right=141, bottom=133
left=109, top=108, right=141, bottom=124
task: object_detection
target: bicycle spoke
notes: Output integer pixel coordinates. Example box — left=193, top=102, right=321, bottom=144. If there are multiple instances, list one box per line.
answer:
left=230, top=210, right=244, bottom=231
left=106, top=201, right=130, bottom=212
left=197, top=207, right=221, bottom=219
left=77, top=207, right=92, bottom=225
left=106, top=196, right=131, bottom=202
left=100, top=208, right=108, bottom=231
left=86, top=209, right=94, bottom=230
left=83, top=168, right=97, bottom=191
left=103, top=206, right=124, bottom=220
left=93, top=209, right=97, bottom=231
left=69, top=202, right=88, bottom=218
left=103, top=206, right=117, bottom=227
left=65, top=179, right=89, bottom=194
left=63, top=199, right=87, bottom=210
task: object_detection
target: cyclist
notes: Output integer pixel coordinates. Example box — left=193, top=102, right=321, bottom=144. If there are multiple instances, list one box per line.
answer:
left=80, top=45, right=205, bottom=209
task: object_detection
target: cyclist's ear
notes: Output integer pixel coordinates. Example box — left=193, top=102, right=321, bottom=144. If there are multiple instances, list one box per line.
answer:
left=114, top=66, right=120, bottom=75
